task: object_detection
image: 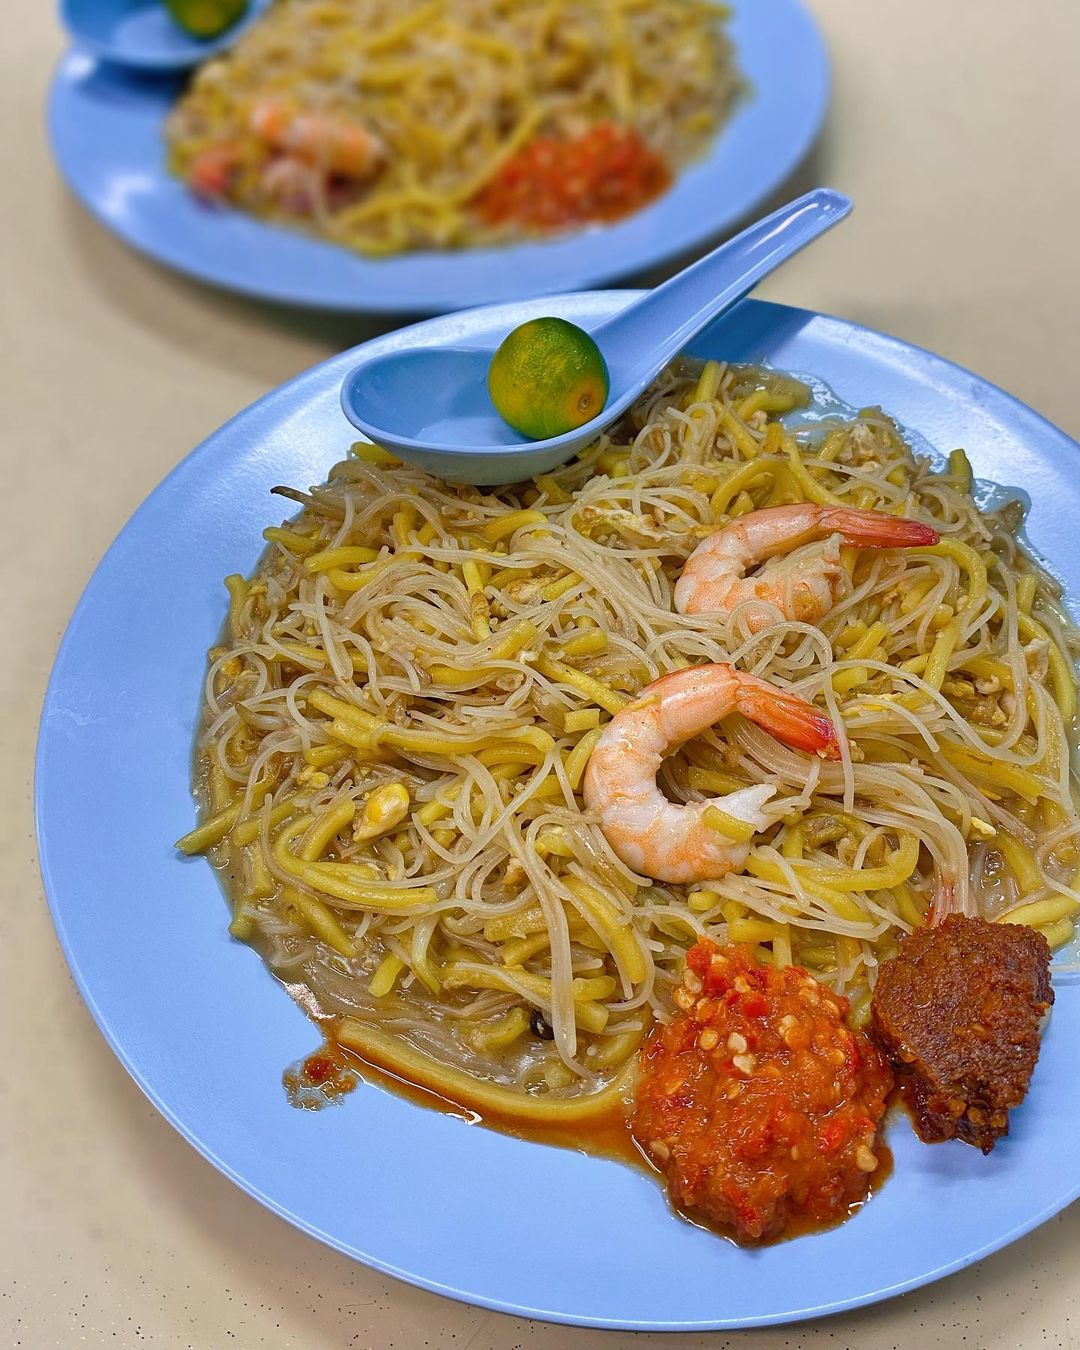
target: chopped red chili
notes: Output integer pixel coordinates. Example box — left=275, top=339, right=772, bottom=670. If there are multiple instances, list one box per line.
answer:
left=633, top=941, right=893, bottom=1244
left=302, top=1053, right=335, bottom=1085
left=283, top=1041, right=359, bottom=1109
left=473, top=123, right=671, bottom=231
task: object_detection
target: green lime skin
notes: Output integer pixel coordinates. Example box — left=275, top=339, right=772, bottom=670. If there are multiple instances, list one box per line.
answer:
left=488, top=317, right=610, bottom=440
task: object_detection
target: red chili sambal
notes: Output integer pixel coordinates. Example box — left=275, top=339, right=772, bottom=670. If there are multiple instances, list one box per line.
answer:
left=283, top=1042, right=359, bottom=1110
left=633, top=941, right=893, bottom=1244
left=473, top=123, right=672, bottom=232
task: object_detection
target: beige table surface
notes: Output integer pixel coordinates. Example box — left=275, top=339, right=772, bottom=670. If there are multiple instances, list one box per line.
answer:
left=6, top=2, right=1080, bottom=1346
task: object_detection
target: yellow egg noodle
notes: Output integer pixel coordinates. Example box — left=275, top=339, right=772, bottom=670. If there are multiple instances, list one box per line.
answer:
left=180, top=359, right=1080, bottom=1111
left=165, top=0, right=737, bottom=255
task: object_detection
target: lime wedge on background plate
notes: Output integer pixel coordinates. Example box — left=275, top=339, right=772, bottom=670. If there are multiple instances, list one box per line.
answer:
left=163, top=0, right=250, bottom=39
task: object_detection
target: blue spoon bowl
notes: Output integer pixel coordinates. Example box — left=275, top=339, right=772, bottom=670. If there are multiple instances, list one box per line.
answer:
left=60, top=0, right=268, bottom=72
left=340, top=188, right=853, bottom=485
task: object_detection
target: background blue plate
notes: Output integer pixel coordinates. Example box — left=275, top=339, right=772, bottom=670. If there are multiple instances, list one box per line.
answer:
left=46, top=0, right=829, bottom=313
left=36, top=297, right=1080, bottom=1330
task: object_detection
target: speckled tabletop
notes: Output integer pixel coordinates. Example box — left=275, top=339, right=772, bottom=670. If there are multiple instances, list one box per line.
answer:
left=7, top=2, right=1080, bottom=1346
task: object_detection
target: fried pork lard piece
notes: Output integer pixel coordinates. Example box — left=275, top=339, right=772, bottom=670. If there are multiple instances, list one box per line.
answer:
left=871, top=914, right=1053, bottom=1153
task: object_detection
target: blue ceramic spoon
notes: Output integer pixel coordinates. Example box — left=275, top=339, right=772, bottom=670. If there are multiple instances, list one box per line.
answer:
left=61, top=0, right=269, bottom=73
left=340, top=188, right=852, bottom=485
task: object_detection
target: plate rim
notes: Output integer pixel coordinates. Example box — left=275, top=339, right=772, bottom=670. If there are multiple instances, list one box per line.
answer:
left=35, top=296, right=1080, bottom=1330
left=44, top=0, right=831, bottom=313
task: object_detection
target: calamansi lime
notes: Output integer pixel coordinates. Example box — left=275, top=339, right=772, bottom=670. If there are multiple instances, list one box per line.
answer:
left=164, top=0, right=249, bottom=39
left=487, top=318, right=609, bottom=441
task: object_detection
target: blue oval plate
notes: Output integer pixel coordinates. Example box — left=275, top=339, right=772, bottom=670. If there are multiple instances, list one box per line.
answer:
left=36, top=297, right=1080, bottom=1330
left=47, top=0, right=829, bottom=313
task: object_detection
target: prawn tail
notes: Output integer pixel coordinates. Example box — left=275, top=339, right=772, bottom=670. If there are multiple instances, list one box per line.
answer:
left=822, top=508, right=940, bottom=550
left=250, top=99, right=290, bottom=142
left=734, top=675, right=842, bottom=760
left=927, top=872, right=959, bottom=927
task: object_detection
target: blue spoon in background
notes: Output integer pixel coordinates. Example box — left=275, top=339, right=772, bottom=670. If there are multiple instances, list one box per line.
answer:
left=340, top=188, right=852, bottom=485
left=61, top=0, right=269, bottom=73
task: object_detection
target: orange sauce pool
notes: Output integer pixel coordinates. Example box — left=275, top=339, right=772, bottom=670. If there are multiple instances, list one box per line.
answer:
left=285, top=1019, right=640, bottom=1165
left=283, top=992, right=894, bottom=1248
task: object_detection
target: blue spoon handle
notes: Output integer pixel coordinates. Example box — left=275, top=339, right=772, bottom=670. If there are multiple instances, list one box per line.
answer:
left=595, top=188, right=852, bottom=389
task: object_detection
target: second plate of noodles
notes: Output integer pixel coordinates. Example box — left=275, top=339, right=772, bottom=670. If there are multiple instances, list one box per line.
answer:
left=166, top=0, right=739, bottom=255
left=180, top=343, right=1080, bottom=1127
left=48, top=0, right=830, bottom=310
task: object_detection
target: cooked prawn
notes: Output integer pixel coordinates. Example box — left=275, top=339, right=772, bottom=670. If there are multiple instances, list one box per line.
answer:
left=189, top=143, right=240, bottom=198
left=675, top=504, right=939, bottom=631
left=582, top=663, right=841, bottom=884
left=250, top=100, right=385, bottom=180
left=260, top=155, right=322, bottom=214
